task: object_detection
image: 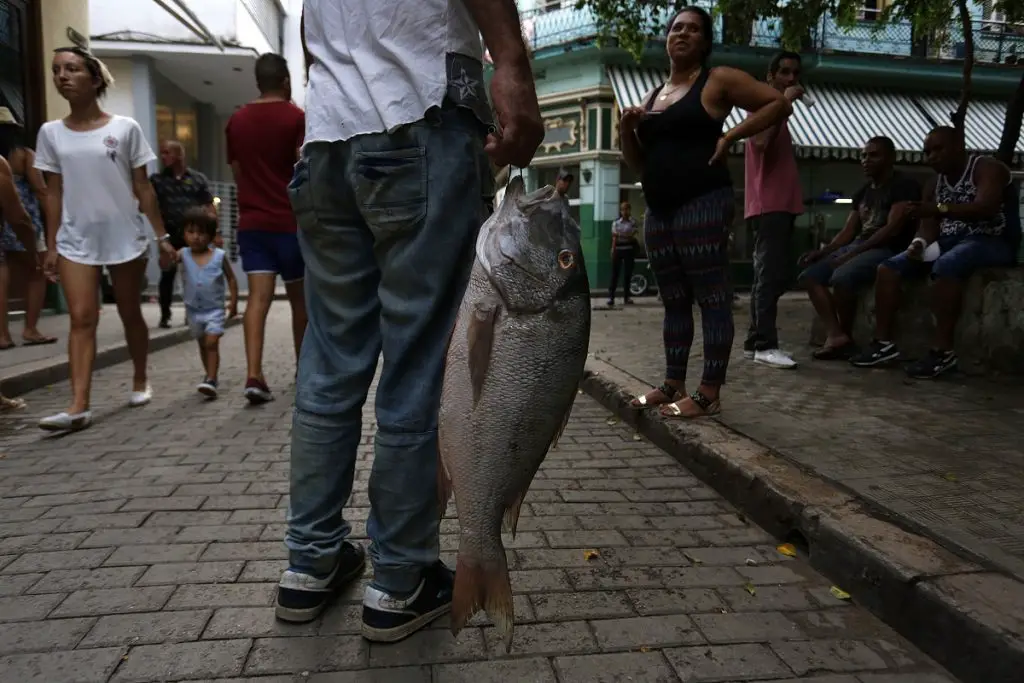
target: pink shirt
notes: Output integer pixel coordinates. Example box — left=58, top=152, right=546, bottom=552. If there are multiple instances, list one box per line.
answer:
left=744, top=121, right=804, bottom=219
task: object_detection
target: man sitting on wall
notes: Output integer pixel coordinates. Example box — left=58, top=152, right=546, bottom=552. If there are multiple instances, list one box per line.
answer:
left=798, top=136, right=920, bottom=360
left=850, top=126, right=1017, bottom=378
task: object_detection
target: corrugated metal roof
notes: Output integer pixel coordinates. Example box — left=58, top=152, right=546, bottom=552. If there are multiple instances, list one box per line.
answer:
left=605, top=65, right=994, bottom=161
left=916, top=95, right=1024, bottom=154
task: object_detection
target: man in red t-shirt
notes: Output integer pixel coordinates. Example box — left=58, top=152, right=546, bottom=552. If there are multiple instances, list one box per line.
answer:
left=225, top=53, right=306, bottom=404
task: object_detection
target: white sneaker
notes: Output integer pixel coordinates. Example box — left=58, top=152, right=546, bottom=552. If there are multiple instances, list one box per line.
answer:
left=39, top=410, right=93, bottom=432
left=129, top=386, right=153, bottom=407
left=753, top=349, right=798, bottom=369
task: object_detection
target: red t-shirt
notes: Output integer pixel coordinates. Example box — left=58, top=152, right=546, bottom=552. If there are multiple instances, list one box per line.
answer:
left=225, top=100, right=305, bottom=232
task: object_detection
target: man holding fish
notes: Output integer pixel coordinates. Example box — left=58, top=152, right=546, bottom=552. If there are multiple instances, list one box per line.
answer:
left=277, top=0, right=546, bottom=647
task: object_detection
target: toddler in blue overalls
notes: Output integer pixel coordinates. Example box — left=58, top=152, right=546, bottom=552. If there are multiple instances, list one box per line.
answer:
left=178, top=207, right=238, bottom=398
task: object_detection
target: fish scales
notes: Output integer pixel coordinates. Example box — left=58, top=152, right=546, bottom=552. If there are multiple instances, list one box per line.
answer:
left=438, top=176, right=591, bottom=653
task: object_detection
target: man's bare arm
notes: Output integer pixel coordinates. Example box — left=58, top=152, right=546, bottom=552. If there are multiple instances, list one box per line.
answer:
left=463, top=0, right=530, bottom=67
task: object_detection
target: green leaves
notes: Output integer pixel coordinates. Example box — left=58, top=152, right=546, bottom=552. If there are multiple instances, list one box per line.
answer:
left=574, top=0, right=998, bottom=62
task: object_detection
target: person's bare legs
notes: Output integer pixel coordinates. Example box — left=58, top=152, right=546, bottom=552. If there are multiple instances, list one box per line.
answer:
left=0, top=259, right=11, bottom=347
left=244, top=273, right=277, bottom=382
left=204, top=334, right=221, bottom=380
left=24, top=268, right=51, bottom=342
left=284, top=278, right=307, bottom=362
left=7, top=252, right=53, bottom=343
left=872, top=264, right=902, bottom=341
left=196, top=338, right=209, bottom=375
left=930, top=278, right=965, bottom=351
left=108, top=258, right=150, bottom=393
left=803, top=278, right=850, bottom=349
left=58, top=258, right=101, bottom=413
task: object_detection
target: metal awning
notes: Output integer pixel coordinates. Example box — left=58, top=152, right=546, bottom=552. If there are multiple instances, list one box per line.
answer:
left=607, top=65, right=939, bottom=161
left=915, top=95, right=1024, bottom=155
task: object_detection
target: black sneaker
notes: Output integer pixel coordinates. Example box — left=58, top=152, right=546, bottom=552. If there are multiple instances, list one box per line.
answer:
left=275, top=542, right=366, bottom=623
left=361, top=560, right=454, bottom=643
left=158, top=317, right=171, bottom=329
left=849, top=339, right=901, bottom=367
left=906, top=349, right=958, bottom=379
left=197, top=378, right=218, bottom=398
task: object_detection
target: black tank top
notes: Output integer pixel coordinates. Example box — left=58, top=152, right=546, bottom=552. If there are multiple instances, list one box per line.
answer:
left=636, top=68, right=732, bottom=217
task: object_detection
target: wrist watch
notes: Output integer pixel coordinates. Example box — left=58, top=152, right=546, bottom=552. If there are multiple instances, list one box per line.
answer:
left=936, top=203, right=950, bottom=214
left=158, top=234, right=170, bottom=243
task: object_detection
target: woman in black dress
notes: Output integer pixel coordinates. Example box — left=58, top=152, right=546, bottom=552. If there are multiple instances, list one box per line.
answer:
left=622, top=7, right=790, bottom=418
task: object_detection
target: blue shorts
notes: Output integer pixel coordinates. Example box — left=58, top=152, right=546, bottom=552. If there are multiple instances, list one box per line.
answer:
left=236, top=230, right=305, bottom=282
left=188, top=308, right=225, bottom=339
left=882, top=234, right=1014, bottom=280
left=799, top=240, right=894, bottom=290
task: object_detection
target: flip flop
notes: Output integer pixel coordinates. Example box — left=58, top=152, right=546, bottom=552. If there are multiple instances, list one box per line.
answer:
left=812, top=342, right=855, bottom=361
left=0, top=342, right=15, bottom=351
left=660, top=391, right=721, bottom=419
left=22, top=336, right=57, bottom=346
left=630, top=382, right=679, bottom=410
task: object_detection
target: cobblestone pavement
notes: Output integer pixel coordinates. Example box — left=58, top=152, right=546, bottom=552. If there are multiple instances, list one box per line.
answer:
left=590, top=295, right=1024, bottom=583
left=0, top=309, right=954, bottom=682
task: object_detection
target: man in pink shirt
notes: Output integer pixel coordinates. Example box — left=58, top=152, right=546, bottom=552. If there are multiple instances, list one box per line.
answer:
left=744, top=51, right=806, bottom=369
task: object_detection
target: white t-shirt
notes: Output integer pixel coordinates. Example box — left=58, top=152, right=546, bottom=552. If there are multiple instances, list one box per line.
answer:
left=34, top=115, right=156, bottom=266
left=303, top=0, right=482, bottom=143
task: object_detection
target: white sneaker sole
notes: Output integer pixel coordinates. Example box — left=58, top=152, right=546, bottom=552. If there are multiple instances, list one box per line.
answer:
left=754, top=359, right=798, bottom=369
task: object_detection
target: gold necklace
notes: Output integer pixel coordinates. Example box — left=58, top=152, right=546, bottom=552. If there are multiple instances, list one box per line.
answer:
left=659, top=68, right=701, bottom=101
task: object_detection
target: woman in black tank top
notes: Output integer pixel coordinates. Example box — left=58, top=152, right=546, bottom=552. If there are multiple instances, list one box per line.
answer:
left=621, top=6, right=791, bottom=419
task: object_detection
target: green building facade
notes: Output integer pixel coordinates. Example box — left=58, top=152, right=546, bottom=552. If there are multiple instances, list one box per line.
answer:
left=493, top=2, right=1024, bottom=293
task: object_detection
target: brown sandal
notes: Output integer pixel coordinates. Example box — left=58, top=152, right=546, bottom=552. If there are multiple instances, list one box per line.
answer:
left=630, top=382, right=679, bottom=410
left=660, top=390, right=720, bottom=418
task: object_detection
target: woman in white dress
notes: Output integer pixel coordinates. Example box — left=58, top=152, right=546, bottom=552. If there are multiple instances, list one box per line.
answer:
left=35, top=47, right=176, bottom=431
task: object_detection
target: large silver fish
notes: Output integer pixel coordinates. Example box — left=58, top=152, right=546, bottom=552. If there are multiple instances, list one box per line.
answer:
left=438, top=176, right=591, bottom=651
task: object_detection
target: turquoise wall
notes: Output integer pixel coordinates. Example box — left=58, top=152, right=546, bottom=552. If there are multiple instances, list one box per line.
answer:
left=534, top=60, right=606, bottom=97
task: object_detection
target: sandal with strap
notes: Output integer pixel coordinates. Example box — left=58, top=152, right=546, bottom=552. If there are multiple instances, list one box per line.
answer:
left=660, top=390, right=721, bottom=418
left=630, top=382, right=679, bottom=410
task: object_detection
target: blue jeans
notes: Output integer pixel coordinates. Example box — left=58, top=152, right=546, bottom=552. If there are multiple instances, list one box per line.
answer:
left=799, top=240, right=894, bottom=290
left=285, top=103, right=492, bottom=594
left=883, top=234, right=1014, bottom=280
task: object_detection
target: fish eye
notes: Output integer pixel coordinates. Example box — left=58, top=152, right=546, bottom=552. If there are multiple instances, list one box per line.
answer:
left=557, top=250, right=575, bottom=269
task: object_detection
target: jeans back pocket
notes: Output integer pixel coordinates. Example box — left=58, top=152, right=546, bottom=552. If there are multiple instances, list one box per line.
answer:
left=352, top=147, right=427, bottom=240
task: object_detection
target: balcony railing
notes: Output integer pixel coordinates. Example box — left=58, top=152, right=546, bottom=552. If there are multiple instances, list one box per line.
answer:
left=520, top=4, right=1024, bottom=65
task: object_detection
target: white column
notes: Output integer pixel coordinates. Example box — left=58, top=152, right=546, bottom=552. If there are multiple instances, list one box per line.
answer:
left=131, top=56, right=158, bottom=176
left=130, top=56, right=160, bottom=289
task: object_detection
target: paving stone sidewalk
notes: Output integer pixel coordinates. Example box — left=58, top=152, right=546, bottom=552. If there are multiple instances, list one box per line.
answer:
left=0, top=309, right=954, bottom=682
left=590, top=295, right=1024, bottom=584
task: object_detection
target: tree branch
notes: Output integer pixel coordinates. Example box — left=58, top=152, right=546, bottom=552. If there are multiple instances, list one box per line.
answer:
left=949, top=0, right=973, bottom=131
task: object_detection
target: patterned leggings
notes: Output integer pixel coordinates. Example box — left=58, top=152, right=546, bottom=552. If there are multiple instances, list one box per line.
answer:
left=644, top=187, right=735, bottom=387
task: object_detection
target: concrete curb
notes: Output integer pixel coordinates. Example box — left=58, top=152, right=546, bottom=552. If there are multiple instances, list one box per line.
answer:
left=2, top=317, right=243, bottom=398
left=580, top=357, right=1024, bottom=683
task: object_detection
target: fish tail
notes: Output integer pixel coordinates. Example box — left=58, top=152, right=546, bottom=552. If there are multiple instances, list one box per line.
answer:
left=450, top=551, right=515, bottom=652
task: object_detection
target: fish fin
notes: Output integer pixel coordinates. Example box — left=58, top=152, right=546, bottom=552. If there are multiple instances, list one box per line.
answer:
left=550, top=404, right=573, bottom=451
left=451, top=553, right=515, bottom=652
left=467, top=300, right=499, bottom=405
left=437, top=455, right=453, bottom=521
left=502, top=493, right=526, bottom=539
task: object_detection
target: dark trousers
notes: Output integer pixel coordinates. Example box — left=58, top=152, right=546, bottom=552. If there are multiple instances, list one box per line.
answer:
left=608, top=246, right=635, bottom=301
left=745, top=212, right=795, bottom=351
left=644, top=188, right=735, bottom=387
left=159, top=263, right=178, bottom=321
